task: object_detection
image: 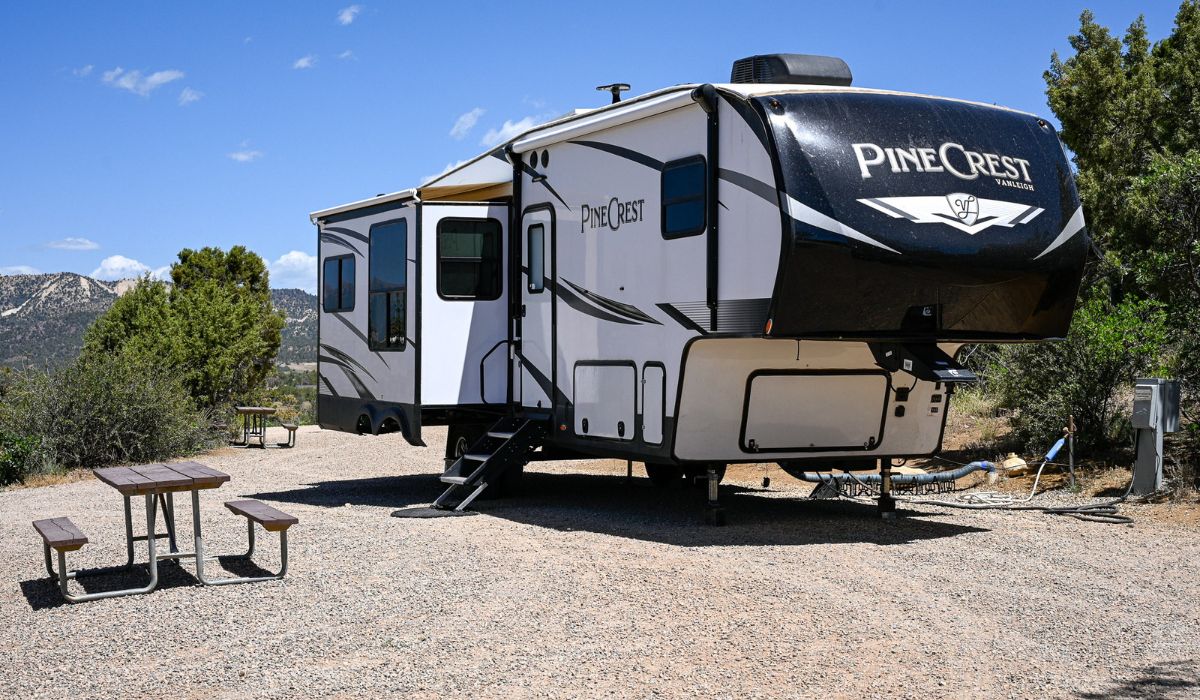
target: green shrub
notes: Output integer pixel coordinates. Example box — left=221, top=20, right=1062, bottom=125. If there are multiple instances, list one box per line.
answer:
left=0, top=349, right=218, bottom=475
left=988, top=296, right=1168, bottom=454
left=0, top=430, right=38, bottom=486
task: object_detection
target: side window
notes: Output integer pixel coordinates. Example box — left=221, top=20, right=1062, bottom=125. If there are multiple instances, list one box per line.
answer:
left=368, top=220, right=407, bottom=350
left=660, top=156, right=707, bottom=239
left=322, top=254, right=355, bottom=312
left=527, top=223, right=544, bottom=293
left=437, top=218, right=502, bottom=300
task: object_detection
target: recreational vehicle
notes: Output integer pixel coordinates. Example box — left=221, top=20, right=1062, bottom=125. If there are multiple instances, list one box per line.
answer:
left=309, top=54, right=1089, bottom=517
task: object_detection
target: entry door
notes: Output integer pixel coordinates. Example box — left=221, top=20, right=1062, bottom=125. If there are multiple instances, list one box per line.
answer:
left=418, top=203, right=510, bottom=406
left=519, top=206, right=555, bottom=410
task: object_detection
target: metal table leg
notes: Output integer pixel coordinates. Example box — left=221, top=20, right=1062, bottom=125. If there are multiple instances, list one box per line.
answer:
left=49, top=493, right=160, bottom=603
left=191, top=489, right=289, bottom=585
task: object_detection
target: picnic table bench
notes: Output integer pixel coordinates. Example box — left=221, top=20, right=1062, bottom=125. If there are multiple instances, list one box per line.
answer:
left=34, top=461, right=298, bottom=603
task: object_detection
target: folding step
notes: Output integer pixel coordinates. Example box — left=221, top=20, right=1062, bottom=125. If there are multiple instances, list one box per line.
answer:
left=434, top=416, right=547, bottom=512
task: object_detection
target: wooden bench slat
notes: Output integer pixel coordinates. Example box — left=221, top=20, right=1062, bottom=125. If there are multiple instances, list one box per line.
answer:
left=130, top=464, right=192, bottom=490
left=33, top=517, right=88, bottom=551
left=225, top=500, right=298, bottom=532
left=94, top=462, right=230, bottom=495
left=93, top=467, right=160, bottom=495
left=169, top=461, right=231, bottom=489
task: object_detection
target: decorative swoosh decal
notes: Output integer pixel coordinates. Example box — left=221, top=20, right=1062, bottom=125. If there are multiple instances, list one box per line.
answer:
left=782, top=193, right=900, bottom=254
left=556, top=283, right=638, bottom=325
left=322, top=226, right=370, bottom=244
left=1033, top=205, right=1086, bottom=260
left=320, top=344, right=378, bottom=383
left=560, top=279, right=660, bottom=325
left=319, top=232, right=363, bottom=257
left=319, top=355, right=374, bottom=400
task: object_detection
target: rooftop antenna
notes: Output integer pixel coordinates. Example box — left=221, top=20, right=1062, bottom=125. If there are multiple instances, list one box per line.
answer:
left=596, top=83, right=631, bottom=104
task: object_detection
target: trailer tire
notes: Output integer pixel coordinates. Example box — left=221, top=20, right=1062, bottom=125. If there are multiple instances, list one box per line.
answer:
left=645, top=463, right=684, bottom=488
left=445, top=423, right=486, bottom=470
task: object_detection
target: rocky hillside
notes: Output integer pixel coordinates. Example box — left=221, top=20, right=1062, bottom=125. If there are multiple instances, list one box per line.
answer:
left=271, top=287, right=318, bottom=366
left=0, top=273, right=316, bottom=368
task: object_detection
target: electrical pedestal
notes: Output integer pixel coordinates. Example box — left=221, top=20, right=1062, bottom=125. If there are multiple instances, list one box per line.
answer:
left=1131, top=378, right=1180, bottom=496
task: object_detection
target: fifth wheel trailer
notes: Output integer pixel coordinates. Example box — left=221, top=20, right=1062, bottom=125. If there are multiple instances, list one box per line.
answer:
left=309, top=53, right=1089, bottom=515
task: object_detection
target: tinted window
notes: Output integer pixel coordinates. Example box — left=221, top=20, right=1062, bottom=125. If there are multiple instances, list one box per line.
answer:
left=527, top=223, right=544, bottom=293
left=339, top=257, right=355, bottom=310
left=322, top=255, right=355, bottom=312
left=661, top=156, right=707, bottom=239
left=368, top=220, right=407, bottom=350
left=437, top=218, right=502, bottom=300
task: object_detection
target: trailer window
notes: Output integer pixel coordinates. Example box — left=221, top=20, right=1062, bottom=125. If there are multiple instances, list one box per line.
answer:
left=527, top=223, right=544, bottom=293
left=437, top=218, right=502, bottom=301
left=368, top=220, right=407, bottom=350
left=322, top=254, right=355, bottom=312
left=661, top=156, right=707, bottom=239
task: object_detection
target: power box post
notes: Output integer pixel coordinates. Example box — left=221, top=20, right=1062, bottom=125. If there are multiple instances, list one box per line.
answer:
left=1066, top=415, right=1076, bottom=490
left=1131, top=378, right=1181, bottom=496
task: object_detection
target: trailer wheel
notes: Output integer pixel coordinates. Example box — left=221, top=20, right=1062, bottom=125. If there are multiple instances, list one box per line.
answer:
left=645, top=463, right=684, bottom=488
left=445, top=423, right=485, bottom=470
left=684, top=464, right=726, bottom=486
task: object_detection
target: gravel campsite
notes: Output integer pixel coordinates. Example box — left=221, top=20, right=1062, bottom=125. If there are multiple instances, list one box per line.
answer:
left=1, top=426, right=1197, bottom=699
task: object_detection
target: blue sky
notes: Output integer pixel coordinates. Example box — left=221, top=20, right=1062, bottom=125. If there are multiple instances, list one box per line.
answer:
left=0, top=1, right=1183, bottom=291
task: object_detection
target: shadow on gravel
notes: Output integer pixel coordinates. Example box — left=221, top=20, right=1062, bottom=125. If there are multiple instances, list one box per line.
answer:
left=1077, top=660, right=1199, bottom=699
left=249, top=470, right=987, bottom=547
left=18, top=560, right=200, bottom=610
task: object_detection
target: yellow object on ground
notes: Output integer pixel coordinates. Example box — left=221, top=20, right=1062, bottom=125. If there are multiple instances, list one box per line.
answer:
left=1002, top=452, right=1030, bottom=475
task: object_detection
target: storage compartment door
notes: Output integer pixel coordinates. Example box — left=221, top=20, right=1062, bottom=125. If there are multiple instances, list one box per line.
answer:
left=574, top=363, right=636, bottom=440
left=741, top=372, right=889, bottom=452
left=641, top=364, right=664, bottom=445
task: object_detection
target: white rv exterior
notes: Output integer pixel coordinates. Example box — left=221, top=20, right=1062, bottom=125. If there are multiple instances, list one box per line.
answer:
left=310, top=55, right=1088, bottom=492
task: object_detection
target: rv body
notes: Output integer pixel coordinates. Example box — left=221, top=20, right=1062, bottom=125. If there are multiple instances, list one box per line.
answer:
left=311, top=58, right=1088, bottom=474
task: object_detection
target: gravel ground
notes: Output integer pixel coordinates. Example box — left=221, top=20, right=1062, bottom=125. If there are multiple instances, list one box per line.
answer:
left=2, top=426, right=1198, bottom=699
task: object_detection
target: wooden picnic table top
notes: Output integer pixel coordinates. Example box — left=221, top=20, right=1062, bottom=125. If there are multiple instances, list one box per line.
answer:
left=93, top=462, right=231, bottom=496
left=235, top=406, right=277, bottom=415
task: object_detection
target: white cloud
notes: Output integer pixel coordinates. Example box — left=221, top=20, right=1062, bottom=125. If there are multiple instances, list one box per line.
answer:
left=0, top=265, right=40, bottom=275
left=46, top=237, right=99, bottom=251
left=101, top=67, right=185, bottom=96
left=151, top=266, right=171, bottom=281
left=91, top=255, right=154, bottom=280
left=178, top=87, right=203, bottom=106
left=450, top=107, right=485, bottom=140
left=337, top=49, right=355, bottom=60
left=73, top=65, right=93, bottom=77
left=293, top=55, right=317, bottom=70
left=337, top=5, right=362, bottom=25
left=269, top=251, right=317, bottom=292
left=480, top=116, right=542, bottom=147
left=228, top=149, right=263, bottom=163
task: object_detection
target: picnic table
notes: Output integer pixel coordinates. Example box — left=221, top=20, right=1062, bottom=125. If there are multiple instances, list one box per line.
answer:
left=34, top=461, right=297, bottom=603
left=235, top=406, right=276, bottom=448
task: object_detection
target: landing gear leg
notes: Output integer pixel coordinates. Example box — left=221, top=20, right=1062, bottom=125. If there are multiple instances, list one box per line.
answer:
left=878, top=458, right=896, bottom=519
left=704, top=466, right=726, bottom=526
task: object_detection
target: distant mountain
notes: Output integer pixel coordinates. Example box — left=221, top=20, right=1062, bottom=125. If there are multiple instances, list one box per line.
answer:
left=272, top=287, right=317, bottom=366
left=0, top=273, right=316, bottom=368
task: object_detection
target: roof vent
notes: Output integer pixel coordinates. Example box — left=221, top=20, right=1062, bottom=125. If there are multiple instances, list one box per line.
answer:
left=730, top=54, right=852, bottom=86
